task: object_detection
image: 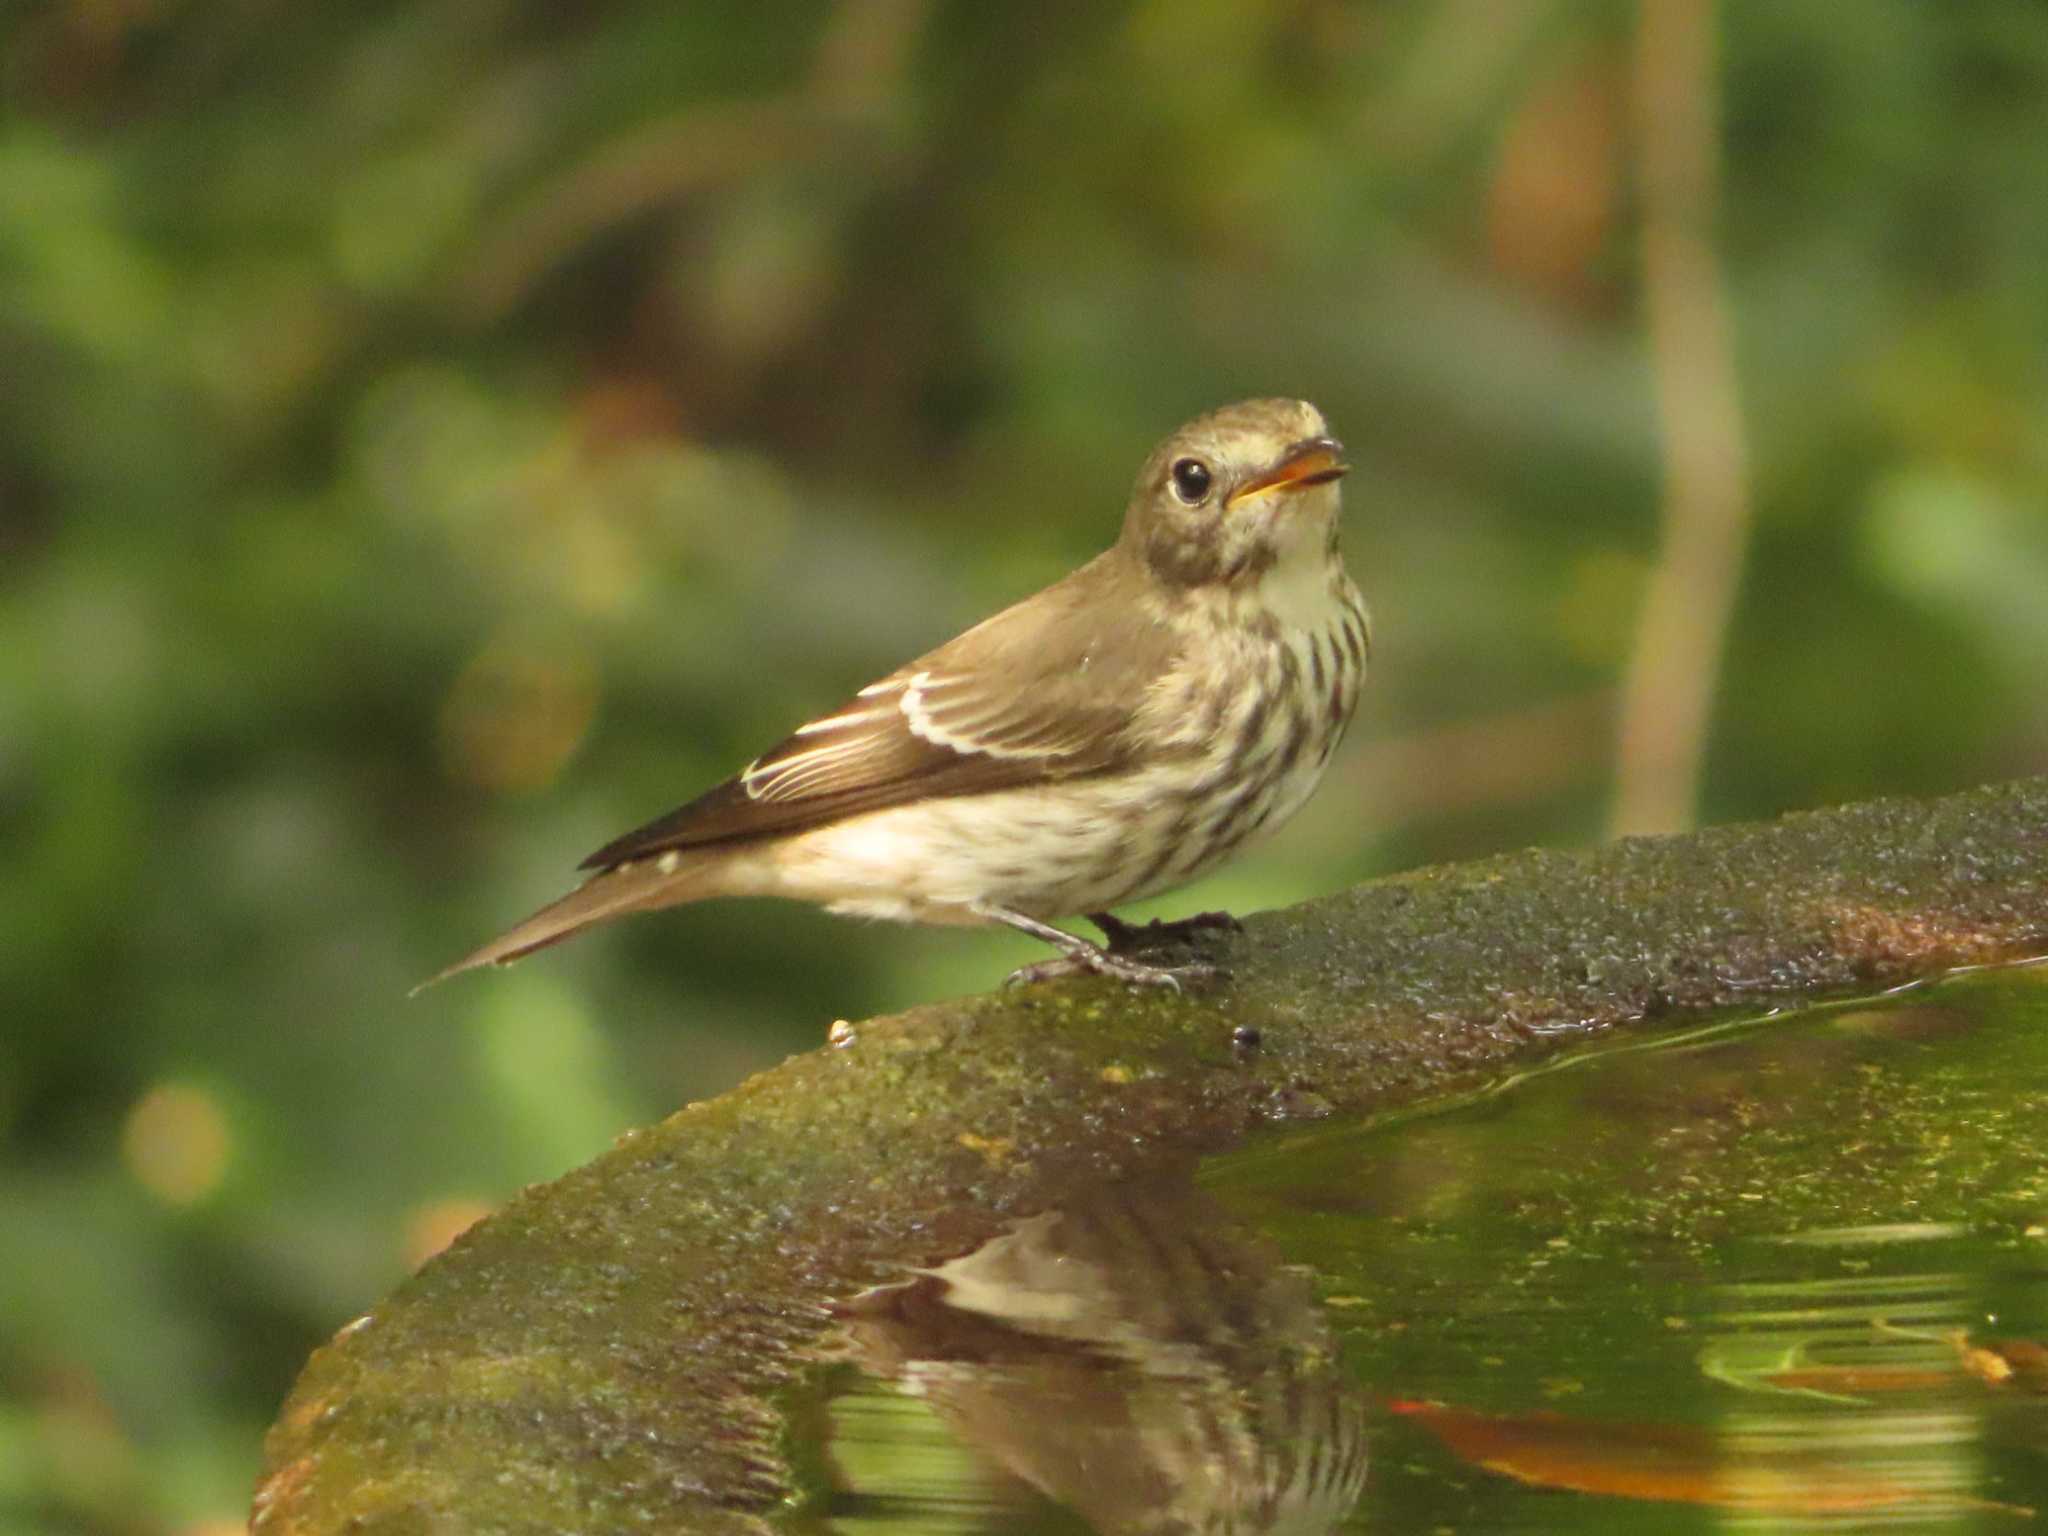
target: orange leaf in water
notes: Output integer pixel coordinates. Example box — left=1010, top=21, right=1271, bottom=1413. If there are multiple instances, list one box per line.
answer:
left=1956, top=1333, right=2048, bottom=1392
left=1386, top=1399, right=2024, bottom=1515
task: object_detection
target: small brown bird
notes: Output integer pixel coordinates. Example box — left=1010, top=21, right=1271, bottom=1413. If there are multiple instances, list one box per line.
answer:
left=429, top=398, right=1368, bottom=991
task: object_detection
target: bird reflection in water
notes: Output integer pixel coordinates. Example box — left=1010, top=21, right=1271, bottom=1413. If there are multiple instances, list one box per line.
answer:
left=829, top=1178, right=1369, bottom=1534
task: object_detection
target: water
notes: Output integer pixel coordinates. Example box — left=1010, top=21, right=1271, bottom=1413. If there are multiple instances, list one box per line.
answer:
left=797, top=967, right=2048, bottom=1533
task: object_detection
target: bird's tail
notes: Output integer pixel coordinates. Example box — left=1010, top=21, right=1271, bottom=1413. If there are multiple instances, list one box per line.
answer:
left=413, top=853, right=718, bottom=994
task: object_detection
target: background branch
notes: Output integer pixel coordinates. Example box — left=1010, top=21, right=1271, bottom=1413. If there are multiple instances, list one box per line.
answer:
left=1612, top=0, right=1753, bottom=834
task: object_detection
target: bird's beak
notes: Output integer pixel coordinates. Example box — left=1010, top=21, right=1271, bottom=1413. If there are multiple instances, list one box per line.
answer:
left=1225, top=436, right=1349, bottom=509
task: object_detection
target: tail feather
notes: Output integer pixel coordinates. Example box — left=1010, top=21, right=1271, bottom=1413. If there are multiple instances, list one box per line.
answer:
left=413, top=856, right=716, bottom=994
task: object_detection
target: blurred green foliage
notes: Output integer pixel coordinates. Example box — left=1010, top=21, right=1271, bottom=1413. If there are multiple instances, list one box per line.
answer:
left=2, top=0, right=2045, bottom=1527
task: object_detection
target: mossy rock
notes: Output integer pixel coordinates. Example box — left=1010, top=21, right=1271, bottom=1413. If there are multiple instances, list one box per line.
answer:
left=253, top=778, right=2048, bottom=1533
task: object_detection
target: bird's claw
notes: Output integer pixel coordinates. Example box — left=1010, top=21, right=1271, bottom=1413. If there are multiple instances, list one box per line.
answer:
left=1004, top=947, right=1221, bottom=992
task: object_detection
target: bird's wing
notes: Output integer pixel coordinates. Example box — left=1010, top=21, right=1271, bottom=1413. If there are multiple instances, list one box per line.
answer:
left=578, top=556, right=1174, bottom=869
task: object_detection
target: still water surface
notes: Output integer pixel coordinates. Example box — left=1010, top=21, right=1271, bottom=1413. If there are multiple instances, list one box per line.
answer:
left=804, top=967, right=2048, bottom=1533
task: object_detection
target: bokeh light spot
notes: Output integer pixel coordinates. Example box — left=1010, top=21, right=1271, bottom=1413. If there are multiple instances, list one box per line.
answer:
left=121, top=1082, right=230, bottom=1206
left=1488, top=52, right=1622, bottom=306
left=438, top=636, right=598, bottom=796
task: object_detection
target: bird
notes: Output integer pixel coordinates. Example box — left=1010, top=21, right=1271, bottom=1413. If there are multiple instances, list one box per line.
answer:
left=425, top=397, right=1369, bottom=993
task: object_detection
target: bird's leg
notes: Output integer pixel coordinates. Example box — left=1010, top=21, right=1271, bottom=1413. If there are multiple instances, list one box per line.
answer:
left=1087, top=909, right=1244, bottom=954
left=976, top=905, right=1216, bottom=992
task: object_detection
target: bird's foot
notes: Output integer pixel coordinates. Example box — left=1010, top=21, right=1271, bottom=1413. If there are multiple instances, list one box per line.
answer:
left=1004, top=945, right=1218, bottom=993
left=978, top=903, right=1227, bottom=992
left=1086, top=908, right=1244, bottom=954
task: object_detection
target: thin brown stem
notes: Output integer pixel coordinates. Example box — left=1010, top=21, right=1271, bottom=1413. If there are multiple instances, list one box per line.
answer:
left=1611, top=0, right=1751, bottom=835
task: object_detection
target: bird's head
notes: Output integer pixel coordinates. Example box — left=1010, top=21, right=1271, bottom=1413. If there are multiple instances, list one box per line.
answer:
left=1121, top=398, right=1349, bottom=591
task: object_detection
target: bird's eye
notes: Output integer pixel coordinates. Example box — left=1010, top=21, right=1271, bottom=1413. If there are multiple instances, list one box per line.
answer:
left=1169, top=457, right=1212, bottom=505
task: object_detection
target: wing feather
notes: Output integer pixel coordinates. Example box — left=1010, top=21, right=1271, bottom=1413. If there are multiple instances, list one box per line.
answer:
left=578, top=553, right=1174, bottom=870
